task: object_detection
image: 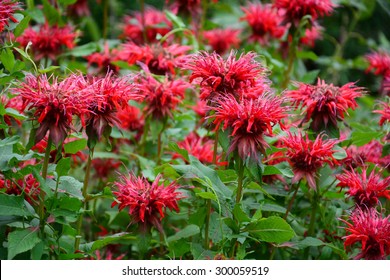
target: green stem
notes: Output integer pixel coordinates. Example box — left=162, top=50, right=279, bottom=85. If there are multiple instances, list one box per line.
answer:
left=38, top=136, right=52, bottom=234
left=139, top=0, right=147, bottom=43
left=304, top=189, right=319, bottom=259
left=204, top=198, right=211, bottom=249
left=284, top=182, right=300, bottom=219
left=140, top=116, right=150, bottom=157
left=102, top=0, right=109, bottom=40
left=74, top=147, right=94, bottom=252
left=26, top=0, right=35, bottom=9
left=235, top=157, right=245, bottom=204
left=198, top=0, right=209, bottom=43
left=213, top=129, right=219, bottom=165
left=281, top=28, right=299, bottom=89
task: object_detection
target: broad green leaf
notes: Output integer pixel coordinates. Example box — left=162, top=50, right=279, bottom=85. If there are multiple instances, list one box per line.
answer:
left=333, top=146, right=347, bottom=160
left=164, top=10, right=186, bottom=29
left=42, top=0, right=61, bottom=25
left=14, top=15, right=31, bottom=38
left=169, top=142, right=189, bottom=161
left=64, top=138, right=87, bottom=154
left=195, top=191, right=217, bottom=201
left=0, top=193, right=32, bottom=217
left=57, top=0, right=77, bottom=5
left=233, top=204, right=251, bottom=224
left=351, top=131, right=384, bottom=146
left=81, top=232, right=136, bottom=253
left=245, top=216, right=295, bottom=243
left=167, top=225, right=200, bottom=243
left=38, top=66, right=60, bottom=74
left=8, top=228, right=41, bottom=259
left=1, top=49, right=15, bottom=73
left=56, top=157, right=71, bottom=178
left=64, top=42, right=98, bottom=57
left=296, top=237, right=325, bottom=249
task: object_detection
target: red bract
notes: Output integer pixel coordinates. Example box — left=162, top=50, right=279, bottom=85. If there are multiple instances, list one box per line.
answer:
left=287, top=79, right=364, bottom=132
left=134, top=75, right=189, bottom=119
left=374, top=101, right=390, bottom=126
left=14, top=74, right=92, bottom=145
left=274, top=0, right=335, bottom=25
left=118, top=42, right=191, bottom=75
left=365, top=51, right=390, bottom=77
left=282, top=131, right=338, bottom=189
left=122, top=7, right=172, bottom=45
left=0, top=174, right=39, bottom=204
left=203, top=28, right=241, bottom=55
left=241, top=3, right=286, bottom=44
left=17, top=23, right=77, bottom=61
left=112, top=174, right=183, bottom=232
left=83, top=72, right=136, bottom=141
left=0, top=0, right=20, bottom=33
left=342, top=208, right=390, bottom=260
left=343, top=141, right=384, bottom=169
left=175, top=132, right=225, bottom=165
left=184, top=51, right=267, bottom=101
left=208, top=94, right=286, bottom=159
left=337, top=167, right=390, bottom=208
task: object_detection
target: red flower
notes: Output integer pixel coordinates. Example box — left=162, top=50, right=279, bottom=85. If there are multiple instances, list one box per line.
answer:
left=167, top=0, right=201, bottom=16
left=185, top=51, right=268, bottom=101
left=0, top=0, right=20, bottom=33
left=203, top=28, right=241, bottom=55
left=241, top=3, right=286, bottom=44
left=118, top=42, right=191, bottom=75
left=174, top=132, right=225, bottom=165
left=365, top=51, right=390, bottom=77
left=133, top=75, right=189, bottom=119
left=86, top=43, right=120, bottom=74
left=337, top=167, right=390, bottom=208
left=343, top=141, right=384, bottom=169
left=112, top=174, right=183, bottom=232
left=342, top=208, right=390, bottom=260
left=17, top=23, right=78, bottom=61
left=287, top=78, right=364, bottom=132
left=300, top=23, right=323, bottom=47
left=0, top=94, right=24, bottom=126
left=83, top=72, right=136, bottom=141
left=14, top=74, right=93, bottom=145
left=0, top=174, right=40, bottom=204
left=282, top=131, right=338, bottom=189
left=92, top=158, right=122, bottom=180
left=208, top=93, right=286, bottom=159
left=115, top=105, right=144, bottom=132
left=274, top=0, right=335, bottom=25
left=122, top=7, right=172, bottom=45
left=374, top=101, right=390, bottom=126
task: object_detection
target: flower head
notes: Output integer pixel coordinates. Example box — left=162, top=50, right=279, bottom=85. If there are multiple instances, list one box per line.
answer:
left=67, top=0, right=90, bottom=17
left=174, top=132, right=225, bottom=165
left=300, top=23, right=323, bottom=47
left=342, top=208, right=390, bottom=260
left=115, top=104, right=144, bottom=133
left=167, top=0, right=202, bottom=16
left=118, top=42, right=191, bottom=76
left=86, top=43, right=120, bottom=74
left=282, top=131, right=338, bottom=189
left=274, top=0, right=335, bottom=25
left=133, top=75, right=189, bottom=119
left=365, top=51, right=390, bottom=77
left=203, top=28, right=241, bottom=55
left=241, top=3, right=286, bottom=44
left=0, top=174, right=39, bottom=204
left=14, top=74, right=93, bottom=145
left=337, top=168, right=390, bottom=208
left=184, top=51, right=268, bottom=101
left=122, top=7, right=172, bottom=45
left=208, top=93, right=286, bottom=159
left=112, top=174, right=183, bottom=232
left=343, top=141, right=384, bottom=169
left=287, top=78, right=364, bottom=132
left=0, top=0, right=20, bottom=33
left=17, top=23, right=77, bottom=61
left=374, top=101, right=390, bottom=126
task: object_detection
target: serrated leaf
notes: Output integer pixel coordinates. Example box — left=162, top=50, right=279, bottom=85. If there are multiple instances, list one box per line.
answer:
left=8, top=228, right=41, bottom=259
left=167, top=225, right=200, bottom=243
left=0, top=193, right=32, bottom=217
left=245, top=216, right=295, bottom=243
left=56, top=157, right=71, bottom=178
left=296, top=237, right=325, bottom=249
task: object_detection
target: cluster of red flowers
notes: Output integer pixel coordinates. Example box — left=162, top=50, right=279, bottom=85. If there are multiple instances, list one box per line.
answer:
left=0, top=0, right=20, bottom=33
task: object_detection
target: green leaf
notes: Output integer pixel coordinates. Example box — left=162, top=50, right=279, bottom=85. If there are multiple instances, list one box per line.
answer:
left=0, top=193, right=32, bottom=217
left=64, top=138, right=87, bottom=154
left=38, top=66, right=60, bottom=74
left=57, top=0, right=77, bottom=5
left=64, top=42, right=98, bottom=57
left=245, top=216, right=295, bottom=243
left=169, top=142, right=189, bottom=161
left=56, top=157, right=71, bottom=178
left=8, top=228, right=41, bottom=259
left=167, top=225, right=200, bottom=243
left=351, top=131, right=384, bottom=146
left=14, top=15, right=31, bottom=38
left=164, top=10, right=186, bottom=29
left=81, top=232, right=136, bottom=253
left=1, top=49, right=15, bottom=73
left=233, top=204, right=250, bottom=224
left=333, top=146, right=347, bottom=160
left=195, top=191, right=217, bottom=201
left=42, top=0, right=61, bottom=25
left=296, top=237, right=325, bottom=249
left=300, top=69, right=320, bottom=84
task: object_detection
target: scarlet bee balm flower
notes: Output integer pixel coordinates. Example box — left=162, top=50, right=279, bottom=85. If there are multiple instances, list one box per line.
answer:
left=287, top=78, right=364, bottom=132
left=203, top=28, right=241, bottom=55
left=342, top=208, right=390, bottom=260
left=336, top=168, right=390, bottom=208
left=282, top=131, right=339, bottom=189
left=0, top=0, right=20, bottom=33
left=112, top=174, right=183, bottom=233
left=209, top=94, right=287, bottom=160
